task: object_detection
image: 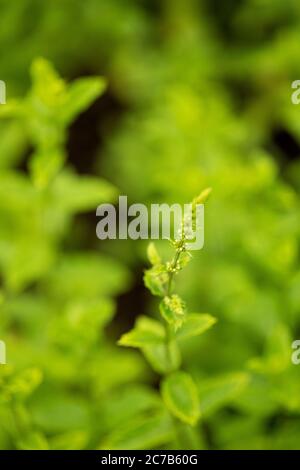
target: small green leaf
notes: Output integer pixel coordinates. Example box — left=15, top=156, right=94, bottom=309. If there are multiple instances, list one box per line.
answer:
left=191, top=188, right=212, bottom=229
left=30, top=392, right=90, bottom=433
left=46, top=253, right=130, bottom=300
left=177, top=314, right=217, bottom=340
left=7, top=368, right=43, bottom=399
left=61, top=77, right=107, bottom=125
left=192, top=187, right=212, bottom=206
left=118, top=316, right=165, bottom=348
left=30, top=148, right=65, bottom=188
left=144, top=266, right=168, bottom=297
left=143, top=340, right=181, bottom=374
left=161, top=371, right=200, bottom=426
left=52, top=170, right=117, bottom=213
left=248, top=324, right=292, bottom=375
left=31, top=57, right=65, bottom=106
left=160, top=295, right=186, bottom=330
left=147, top=242, right=161, bottom=265
left=198, top=372, right=249, bottom=417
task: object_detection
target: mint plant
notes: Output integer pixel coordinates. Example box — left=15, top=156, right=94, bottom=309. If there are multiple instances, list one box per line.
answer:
left=0, top=59, right=131, bottom=450
left=119, top=189, right=216, bottom=428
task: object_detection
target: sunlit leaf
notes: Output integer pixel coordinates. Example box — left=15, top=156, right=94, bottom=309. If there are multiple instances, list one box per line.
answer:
left=161, top=371, right=200, bottom=426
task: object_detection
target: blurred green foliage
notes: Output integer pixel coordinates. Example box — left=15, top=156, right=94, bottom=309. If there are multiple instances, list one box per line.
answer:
left=0, top=0, right=300, bottom=450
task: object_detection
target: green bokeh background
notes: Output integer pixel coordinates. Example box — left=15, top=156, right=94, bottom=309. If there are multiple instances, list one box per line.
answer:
left=0, top=0, right=300, bottom=450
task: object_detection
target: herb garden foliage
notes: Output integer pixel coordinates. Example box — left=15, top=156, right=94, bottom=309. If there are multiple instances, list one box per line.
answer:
left=0, top=0, right=300, bottom=450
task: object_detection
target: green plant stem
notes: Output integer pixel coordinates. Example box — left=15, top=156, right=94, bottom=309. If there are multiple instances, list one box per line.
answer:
left=166, top=239, right=184, bottom=297
left=163, top=238, right=201, bottom=444
left=164, top=241, right=184, bottom=372
left=166, top=251, right=180, bottom=296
